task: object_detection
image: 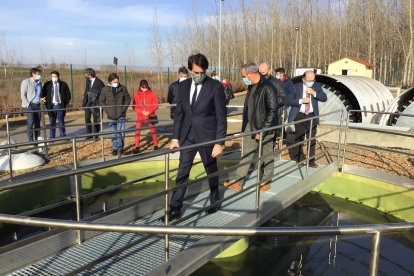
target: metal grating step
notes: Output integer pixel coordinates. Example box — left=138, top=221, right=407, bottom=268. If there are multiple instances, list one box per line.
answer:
left=9, top=160, right=328, bottom=276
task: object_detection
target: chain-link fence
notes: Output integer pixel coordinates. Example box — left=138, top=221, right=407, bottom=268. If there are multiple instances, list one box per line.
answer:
left=0, top=64, right=243, bottom=115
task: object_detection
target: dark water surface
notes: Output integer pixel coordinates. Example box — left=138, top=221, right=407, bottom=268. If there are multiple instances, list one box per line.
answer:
left=192, top=193, right=414, bottom=276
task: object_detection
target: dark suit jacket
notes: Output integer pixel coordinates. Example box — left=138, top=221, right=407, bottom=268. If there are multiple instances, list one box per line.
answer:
left=82, top=77, right=105, bottom=107
left=42, top=80, right=71, bottom=110
left=172, top=77, right=227, bottom=145
left=286, top=82, right=327, bottom=124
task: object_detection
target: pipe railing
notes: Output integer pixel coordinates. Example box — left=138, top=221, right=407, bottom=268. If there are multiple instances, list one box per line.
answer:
left=0, top=108, right=412, bottom=276
left=0, top=213, right=413, bottom=276
left=0, top=109, right=344, bottom=227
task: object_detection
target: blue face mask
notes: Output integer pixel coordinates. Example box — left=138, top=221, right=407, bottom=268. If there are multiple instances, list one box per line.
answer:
left=275, top=75, right=281, bottom=80
left=305, top=81, right=314, bottom=88
left=243, top=77, right=251, bottom=86
left=111, top=83, right=119, bottom=88
left=34, top=74, right=41, bottom=81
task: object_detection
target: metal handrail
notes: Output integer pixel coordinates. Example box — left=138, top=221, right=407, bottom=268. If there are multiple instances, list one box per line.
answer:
left=2, top=108, right=411, bottom=275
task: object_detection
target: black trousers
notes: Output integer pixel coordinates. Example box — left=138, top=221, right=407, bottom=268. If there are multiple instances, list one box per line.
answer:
left=84, top=107, right=101, bottom=136
left=291, top=112, right=317, bottom=163
left=169, top=129, right=220, bottom=211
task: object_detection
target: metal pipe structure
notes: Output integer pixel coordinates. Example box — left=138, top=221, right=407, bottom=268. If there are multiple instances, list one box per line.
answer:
left=370, top=231, right=381, bottom=276
left=0, top=213, right=412, bottom=237
left=218, top=0, right=224, bottom=81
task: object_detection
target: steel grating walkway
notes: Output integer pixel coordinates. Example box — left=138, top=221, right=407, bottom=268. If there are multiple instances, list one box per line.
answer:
left=9, top=160, right=332, bottom=276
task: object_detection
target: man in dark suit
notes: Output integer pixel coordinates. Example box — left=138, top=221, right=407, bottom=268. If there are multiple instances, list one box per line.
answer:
left=162, top=53, right=227, bottom=222
left=286, top=70, right=327, bottom=167
left=42, top=71, right=71, bottom=138
left=82, top=68, right=105, bottom=139
left=167, top=66, right=188, bottom=119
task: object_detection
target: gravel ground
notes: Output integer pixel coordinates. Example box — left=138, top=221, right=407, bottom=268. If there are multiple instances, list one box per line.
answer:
left=1, top=133, right=413, bottom=180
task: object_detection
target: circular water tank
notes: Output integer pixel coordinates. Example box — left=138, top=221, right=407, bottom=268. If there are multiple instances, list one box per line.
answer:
left=292, top=75, right=394, bottom=123
left=379, top=88, right=414, bottom=127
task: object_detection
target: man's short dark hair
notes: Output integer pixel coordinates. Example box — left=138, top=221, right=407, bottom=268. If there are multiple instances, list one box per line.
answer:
left=50, top=71, right=60, bottom=78
left=274, top=67, right=286, bottom=74
left=188, top=53, right=209, bottom=71
left=178, top=66, right=188, bottom=74
left=30, top=67, right=41, bottom=76
left=108, top=73, right=119, bottom=82
left=84, top=68, right=96, bottom=78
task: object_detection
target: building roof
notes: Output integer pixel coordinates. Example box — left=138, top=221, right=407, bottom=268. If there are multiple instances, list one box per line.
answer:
left=330, top=57, right=375, bottom=67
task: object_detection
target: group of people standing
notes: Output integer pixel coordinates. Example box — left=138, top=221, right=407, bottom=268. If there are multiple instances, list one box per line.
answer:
left=20, top=67, right=160, bottom=157
left=20, top=53, right=327, bottom=223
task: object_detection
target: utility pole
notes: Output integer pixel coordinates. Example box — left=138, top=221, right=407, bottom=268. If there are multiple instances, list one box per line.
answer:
left=218, top=0, right=224, bottom=81
left=294, top=26, right=300, bottom=76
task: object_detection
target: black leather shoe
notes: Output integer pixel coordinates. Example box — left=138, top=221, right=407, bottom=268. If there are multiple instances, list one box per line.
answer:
left=154, top=146, right=159, bottom=150
left=205, top=206, right=220, bottom=214
left=159, top=210, right=181, bottom=223
left=309, top=163, right=318, bottom=168
left=132, top=148, right=140, bottom=154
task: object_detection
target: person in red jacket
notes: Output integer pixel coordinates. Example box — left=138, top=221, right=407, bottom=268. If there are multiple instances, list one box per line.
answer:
left=133, top=80, right=159, bottom=153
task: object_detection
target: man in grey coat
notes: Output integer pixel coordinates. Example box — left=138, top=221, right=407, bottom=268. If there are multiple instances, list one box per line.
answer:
left=21, top=67, right=43, bottom=142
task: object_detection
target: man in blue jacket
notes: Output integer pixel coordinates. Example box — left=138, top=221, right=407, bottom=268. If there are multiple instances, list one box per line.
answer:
left=286, top=70, right=327, bottom=167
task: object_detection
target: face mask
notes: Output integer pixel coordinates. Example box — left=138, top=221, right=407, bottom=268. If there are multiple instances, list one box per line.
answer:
left=192, top=72, right=206, bottom=85
left=243, top=77, right=251, bottom=86
left=275, top=75, right=281, bottom=80
left=111, top=83, right=119, bottom=88
left=261, top=73, right=270, bottom=79
left=141, top=88, right=148, bottom=91
left=35, top=74, right=41, bottom=81
left=305, top=81, right=314, bottom=88
left=179, top=77, right=187, bottom=82
left=51, top=77, right=58, bottom=83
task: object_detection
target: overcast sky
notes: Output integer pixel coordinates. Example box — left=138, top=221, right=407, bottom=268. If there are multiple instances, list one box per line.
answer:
left=0, top=0, right=218, bottom=66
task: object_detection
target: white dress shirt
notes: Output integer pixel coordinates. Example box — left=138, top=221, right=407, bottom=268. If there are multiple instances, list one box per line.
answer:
left=189, top=80, right=202, bottom=104
left=299, top=83, right=314, bottom=114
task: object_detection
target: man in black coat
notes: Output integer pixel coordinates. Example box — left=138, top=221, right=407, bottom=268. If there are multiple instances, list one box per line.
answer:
left=167, top=66, right=188, bottom=119
left=82, top=67, right=105, bottom=139
left=42, top=71, right=71, bottom=138
left=224, top=62, right=278, bottom=192
left=162, top=53, right=227, bottom=222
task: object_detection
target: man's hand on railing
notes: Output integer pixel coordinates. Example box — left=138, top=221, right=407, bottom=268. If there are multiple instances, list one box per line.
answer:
left=211, top=144, right=224, bottom=158
left=169, top=139, right=180, bottom=150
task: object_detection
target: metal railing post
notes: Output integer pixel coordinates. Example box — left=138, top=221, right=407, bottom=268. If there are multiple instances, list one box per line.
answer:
left=72, top=138, right=83, bottom=244
left=279, top=108, right=285, bottom=150
left=341, top=111, right=352, bottom=171
left=255, top=131, right=263, bottom=209
left=164, top=153, right=170, bottom=261
left=305, top=118, right=314, bottom=178
left=369, top=231, right=381, bottom=276
left=100, top=106, right=105, bottom=161
left=336, top=110, right=344, bottom=169
left=41, top=109, right=49, bottom=158
left=6, top=114, right=13, bottom=181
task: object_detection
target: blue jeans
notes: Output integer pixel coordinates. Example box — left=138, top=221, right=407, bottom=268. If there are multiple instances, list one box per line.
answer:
left=26, top=103, right=41, bottom=142
left=50, top=104, right=66, bottom=138
left=108, top=117, right=126, bottom=150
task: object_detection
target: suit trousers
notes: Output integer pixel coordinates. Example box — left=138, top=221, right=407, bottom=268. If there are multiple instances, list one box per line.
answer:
left=49, top=104, right=66, bottom=138
left=291, top=112, right=317, bottom=163
left=169, top=128, right=220, bottom=211
left=235, top=130, right=274, bottom=185
left=84, top=107, right=101, bottom=137
left=26, top=103, right=41, bottom=142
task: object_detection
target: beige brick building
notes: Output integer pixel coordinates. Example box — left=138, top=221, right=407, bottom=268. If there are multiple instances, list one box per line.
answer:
left=327, top=57, right=375, bottom=78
